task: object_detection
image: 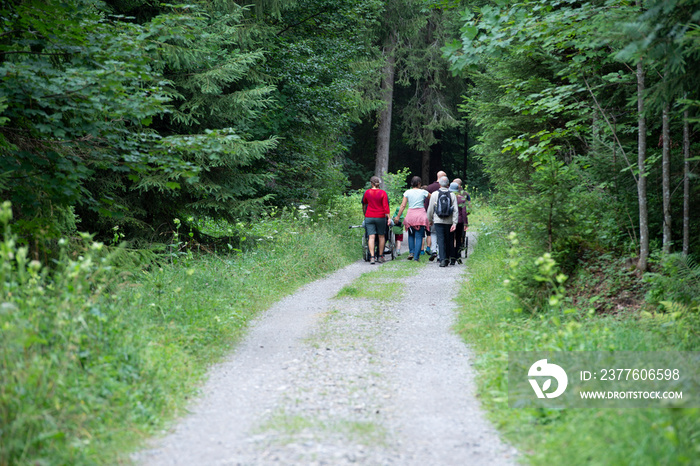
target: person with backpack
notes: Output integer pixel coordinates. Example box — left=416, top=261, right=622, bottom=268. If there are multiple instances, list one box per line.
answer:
left=426, top=176, right=458, bottom=267
left=422, top=170, right=446, bottom=261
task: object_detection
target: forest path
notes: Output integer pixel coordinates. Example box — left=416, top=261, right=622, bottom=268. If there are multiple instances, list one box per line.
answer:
left=135, top=233, right=518, bottom=465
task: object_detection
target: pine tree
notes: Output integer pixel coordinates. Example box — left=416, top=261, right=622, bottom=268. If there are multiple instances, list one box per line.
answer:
left=0, top=0, right=176, bottom=243
left=90, top=0, right=279, bottom=237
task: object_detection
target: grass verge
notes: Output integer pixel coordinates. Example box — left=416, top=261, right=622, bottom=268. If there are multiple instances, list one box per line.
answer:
left=335, top=259, right=421, bottom=300
left=0, top=201, right=362, bottom=465
left=456, top=208, right=700, bottom=465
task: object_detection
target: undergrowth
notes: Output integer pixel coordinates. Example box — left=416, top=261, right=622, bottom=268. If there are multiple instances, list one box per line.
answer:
left=456, top=206, right=700, bottom=466
left=0, top=197, right=362, bottom=465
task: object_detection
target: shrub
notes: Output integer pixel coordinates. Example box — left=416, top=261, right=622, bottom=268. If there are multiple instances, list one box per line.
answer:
left=380, top=167, right=411, bottom=206
left=0, top=201, right=177, bottom=464
left=644, top=253, right=700, bottom=309
left=504, top=232, right=569, bottom=313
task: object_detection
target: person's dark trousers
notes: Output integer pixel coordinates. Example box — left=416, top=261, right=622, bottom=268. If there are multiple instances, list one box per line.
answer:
left=433, top=223, right=452, bottom=266
left=453, top=223, right=464, bottom=260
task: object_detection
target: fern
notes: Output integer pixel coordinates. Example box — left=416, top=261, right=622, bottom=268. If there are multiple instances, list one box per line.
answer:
left=645, top=253, right=700, bottom=310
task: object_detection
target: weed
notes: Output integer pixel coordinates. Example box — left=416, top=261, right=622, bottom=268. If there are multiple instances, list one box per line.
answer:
left=0, top=198, right=362, bottom=465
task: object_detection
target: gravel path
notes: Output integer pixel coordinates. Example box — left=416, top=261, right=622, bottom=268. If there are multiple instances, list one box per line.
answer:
left=135, top=234, right=519, bottom=465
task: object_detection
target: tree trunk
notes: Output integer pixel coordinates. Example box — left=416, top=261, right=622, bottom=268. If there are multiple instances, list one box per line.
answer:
left=636, top=57, right=649, bottom=273
left=662, top=101, right=672, bottom=254
left=375, top=35, right=397, bottom=181
left=683, top=107, right=690, bottom=256
left=431, top=134, right=443, bottom=177
left=421, top=148, right=430, bottom=185
left=463, top=125, right=468, bottom=180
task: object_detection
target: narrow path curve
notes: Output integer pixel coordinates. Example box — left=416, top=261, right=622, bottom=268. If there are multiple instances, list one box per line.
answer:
left=135, top=234, right=519, bottom=465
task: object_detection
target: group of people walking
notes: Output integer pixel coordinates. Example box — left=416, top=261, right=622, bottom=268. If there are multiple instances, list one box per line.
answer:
left=361, top=171, right=470, bottom=267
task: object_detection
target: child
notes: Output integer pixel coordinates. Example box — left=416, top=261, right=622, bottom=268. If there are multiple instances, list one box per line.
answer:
left=392, top=206, right=405, bottom=255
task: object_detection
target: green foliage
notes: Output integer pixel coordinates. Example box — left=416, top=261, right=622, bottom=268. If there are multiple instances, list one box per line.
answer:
left=0, top=196, right=361, bottom=464
left=645, top=253, right=700, bottom=308
left=0, top=200, right=185, bottom=464
left=456, top=209, right=699, bottom=466
left=504, top=232, right=569, bottom=314
left=380, top=167, right=411, bottom=206
left=0, top=0, right=190, bottom=238
left=252, top=0, right=385, bottom=205
left=93, top=0, right=280, bottom=234
left=397, top=6, right=464, bottom=151
left=1, top=0, right=386, bottom=243
left=444, top=0, right=700, bottom=267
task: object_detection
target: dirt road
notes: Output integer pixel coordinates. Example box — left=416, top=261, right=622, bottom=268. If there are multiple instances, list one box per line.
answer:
left=135, top=235, right=518, bottom=465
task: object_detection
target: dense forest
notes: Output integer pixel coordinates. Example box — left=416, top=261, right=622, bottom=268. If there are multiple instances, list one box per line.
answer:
left=1, top=0, right=699, bottom=463
left=2, top=0, right=699, bottom=265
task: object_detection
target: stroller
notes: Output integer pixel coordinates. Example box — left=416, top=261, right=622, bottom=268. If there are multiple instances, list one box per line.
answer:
left=461, top=232, right=469, bottom=259
left=349, top=220, right=396, bottom=262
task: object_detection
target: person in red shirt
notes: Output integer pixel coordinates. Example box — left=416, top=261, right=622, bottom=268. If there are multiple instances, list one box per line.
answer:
left=362, top=176, right=391, bottom=264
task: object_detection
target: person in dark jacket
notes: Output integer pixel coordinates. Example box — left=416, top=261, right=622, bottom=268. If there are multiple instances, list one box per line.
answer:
left=422, top=170, right=446, bottom=260
left=426, top=176, right=458, bottom=267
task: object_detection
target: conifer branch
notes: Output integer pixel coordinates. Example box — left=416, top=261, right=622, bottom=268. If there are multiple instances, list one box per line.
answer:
left=277, top=7, right=330, bottom=36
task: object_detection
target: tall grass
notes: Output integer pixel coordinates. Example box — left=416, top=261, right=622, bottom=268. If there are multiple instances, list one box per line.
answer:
left=457, top=207, right=699, bottom=465
left=0, top=198, right=362, bottom=465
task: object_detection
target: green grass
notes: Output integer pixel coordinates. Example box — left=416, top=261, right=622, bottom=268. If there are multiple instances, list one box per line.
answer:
left=336, top=281, right=404, bottom=300
left=335, top=260, right=420, bottom=300
left=257, top=411, right=387, bottom=446
left=456, top=207, right=700, bottom=466
left=0, top=202, right=363, bottom=465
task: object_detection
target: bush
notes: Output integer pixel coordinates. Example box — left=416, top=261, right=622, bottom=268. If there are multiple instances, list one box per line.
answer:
left=644, top=253, right=700, bottom=309
left=380, top=167, right=411, bottom=207
left=504, top=232, right=569, bottom=314
left=0, top=200, right=178, bottom=464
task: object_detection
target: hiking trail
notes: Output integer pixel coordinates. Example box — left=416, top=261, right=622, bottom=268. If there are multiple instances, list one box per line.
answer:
left=135, top=233, right=519, bottom=465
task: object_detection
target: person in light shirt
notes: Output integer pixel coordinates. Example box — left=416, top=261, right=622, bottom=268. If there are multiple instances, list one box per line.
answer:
left=394, top=176, right=430, bottom=261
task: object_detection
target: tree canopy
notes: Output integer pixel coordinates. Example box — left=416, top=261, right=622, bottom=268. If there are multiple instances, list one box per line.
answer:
left=1, top=0, right=698, bottom=261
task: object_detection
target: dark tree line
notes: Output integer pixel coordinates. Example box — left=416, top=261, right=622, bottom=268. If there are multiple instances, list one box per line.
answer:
left=1, top=0, right=698, bottom=267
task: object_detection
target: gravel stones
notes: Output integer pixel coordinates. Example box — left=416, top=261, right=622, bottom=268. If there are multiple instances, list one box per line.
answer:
left=136, top=233, right=518, bottom=465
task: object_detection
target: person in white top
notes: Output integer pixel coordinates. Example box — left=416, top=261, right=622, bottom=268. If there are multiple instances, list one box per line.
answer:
left=394, top=176, right=430, bottom=261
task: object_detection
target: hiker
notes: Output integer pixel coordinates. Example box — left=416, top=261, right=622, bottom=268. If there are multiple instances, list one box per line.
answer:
left=394, top=175, right=430, bottom=261
left=426, top=176, right=458, bottom=267
left=452, top=178, right=472, bottom=211
left=361, top=175, right=391, bottom=264
left=452, top=178, right=471, bottom=260
left=423, top=170, right=447, bottom=260
left=449, top=182, right=467, bottom=265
